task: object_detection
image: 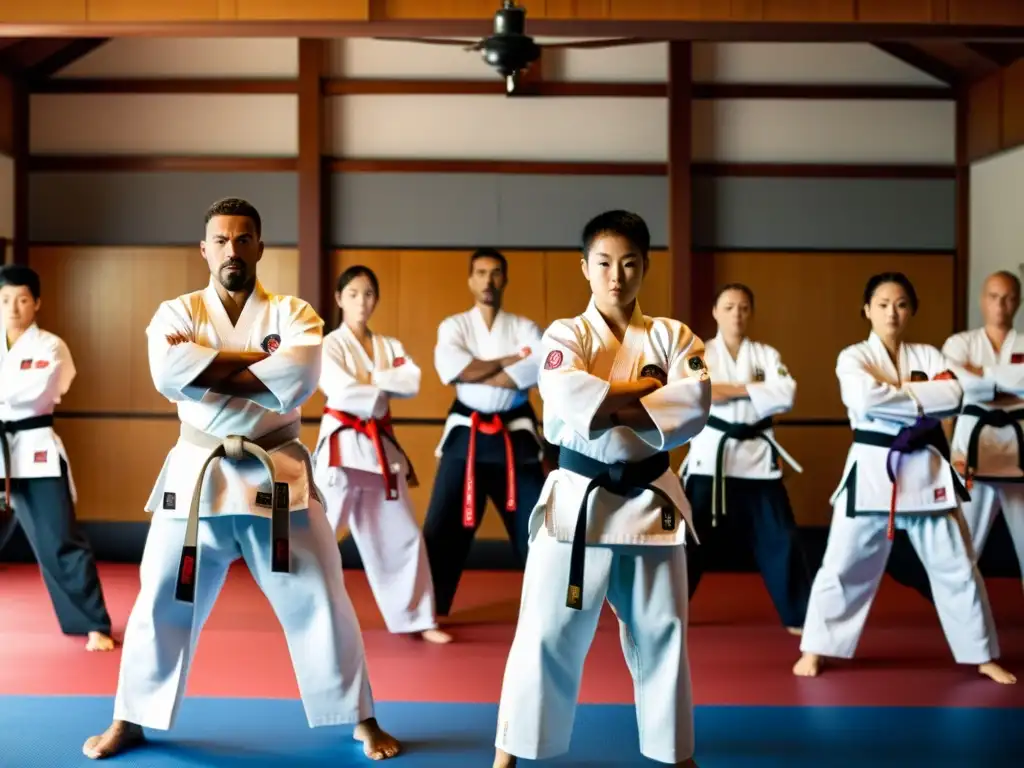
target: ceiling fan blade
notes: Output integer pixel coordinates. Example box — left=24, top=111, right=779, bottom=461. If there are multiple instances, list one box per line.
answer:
left=539, top=37, right=654, bottom=50
left=371, top=36, right=481, bottom=47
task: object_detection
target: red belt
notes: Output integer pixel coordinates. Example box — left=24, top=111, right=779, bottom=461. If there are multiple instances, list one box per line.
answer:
left=463, top=411, right=516, bottom=528
left=324, top=408, right=400, bottom=501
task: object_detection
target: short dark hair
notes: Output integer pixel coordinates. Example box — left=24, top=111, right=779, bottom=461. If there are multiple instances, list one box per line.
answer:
left=469, top=248, right=507, bottom=275
left=336, top=265, right=380, bottom=296
left=0, top=264, right=41, bottom=300
left=714, top=282, right=755, bottom=311
left=204, top=197, right=262, bottom=238
left=581, top=210, right=651, bottom=259
left=863, top=272, right=918, bottom=315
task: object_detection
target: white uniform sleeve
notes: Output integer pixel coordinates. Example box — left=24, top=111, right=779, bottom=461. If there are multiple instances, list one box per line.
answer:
left=538, top=320, right=611, bottom=440
left=0, top=337, right=74, bottom=410
left=319, top=334, right=386, bottom=418
left=941, top=333, right=995, bottom=404
left=434, top=317, right=474, bottom=386
left=146, top=300, right=219, bottom=403
left=635, top=325, right=712, bottom=451
left=247, top=301, right=324, bottom=414
left=503, top=318, right=543, bottom=391
left=371, top=339, right=421, bottom=400
left=837, top=347, right=961, bottom=424
left=746, top=347, right=796, bottom=419
left=984, top=365, right=1024, bottom=397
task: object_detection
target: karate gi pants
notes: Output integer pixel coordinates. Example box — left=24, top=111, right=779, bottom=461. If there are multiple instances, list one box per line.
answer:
left=495, top=526, right=694, bottom=765
left=684, top=475, right=812, bottom=628
left=422, top=453, right=545, bottom=615
left=317, top=466, right=438, bottom=634
left=1, top=458, right=111, bottom=636
left=800, top=492, right=1001, bottom=666
left=963, top=481, right=1024, bottom=587
left=112, top=502, right=375, bottom=731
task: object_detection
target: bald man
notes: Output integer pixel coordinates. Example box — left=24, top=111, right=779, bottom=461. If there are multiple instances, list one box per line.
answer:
left=940, top=271, right=1024, bottom=588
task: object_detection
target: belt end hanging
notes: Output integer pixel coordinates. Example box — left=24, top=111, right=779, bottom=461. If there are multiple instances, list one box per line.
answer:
left=175, top=546, right=198, bottom=603
left=271, top=482, right=291, bottom=574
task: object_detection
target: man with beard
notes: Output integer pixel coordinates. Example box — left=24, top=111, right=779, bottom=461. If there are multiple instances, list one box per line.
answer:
left=423, top=248, right=546, bottom=617
left=82, top=198, right=401, bottom=761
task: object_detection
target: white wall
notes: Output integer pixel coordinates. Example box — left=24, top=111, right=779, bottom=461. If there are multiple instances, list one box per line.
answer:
left=30, top=38, right=953, bottom=165
left=969, top=145, right=1024, bottom=330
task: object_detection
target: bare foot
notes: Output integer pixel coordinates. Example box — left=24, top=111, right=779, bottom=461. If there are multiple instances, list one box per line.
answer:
left=353, top=718, right=401, bottom=760
left=792, top=652, right=823, bottom=677
left=82, top=721, right=145, bottom=759
left=979, top=662, right=1017, bottom=684
left=86, top=632, right=116, bottom=652
left=421, top=628, right=453, bottom=644
left=493, top=748, right=517, bottom=768
left=785, top=627, right=802, bottom=637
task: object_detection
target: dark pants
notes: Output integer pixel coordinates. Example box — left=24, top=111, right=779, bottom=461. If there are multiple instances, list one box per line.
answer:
left=0, top=459, right=112, bottom=635
left=423, top=454, right=545, bottom=616
left=685, top=475, right=813, bottom=628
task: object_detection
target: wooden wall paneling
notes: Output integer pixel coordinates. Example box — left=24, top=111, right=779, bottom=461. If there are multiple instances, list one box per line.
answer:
left=967, top=72, right=1004, bottom=162
left=234, top=0, right=371, bottom=20
left=761, top=0, right=855, bottom=22
left=86, top=0, right=222, bottom=20
left=58, top=418, right=181, bottom=521
left=949, top=0, right=1024, bottom=25
left=711, top=252, right=955, bottom=420
left=770, top=425, right=851, bottom=527
left=855, top=0, right=943, bottom=23
left=999, top=60, right=1024, bottom=151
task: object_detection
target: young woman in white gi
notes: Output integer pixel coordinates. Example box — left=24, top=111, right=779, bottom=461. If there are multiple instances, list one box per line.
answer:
left=681, top=283, right=812, bottom=634
left=794, top=272, right=1015, bottom=685
left=312, top=265, right=451, bottom=645
left=493, top=210, right=711, bottom=768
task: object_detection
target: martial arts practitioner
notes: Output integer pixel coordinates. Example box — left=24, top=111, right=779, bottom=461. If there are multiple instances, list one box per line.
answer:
left=0, top=265, right=115, bottom=652
left=312, top=265, right=451, bottom=644
left=493, top=210, right=710, bottom=768
left=82, top=198, right=401, bottom=760
left=793, top=272, right=1015, bottom=685
left=942, top=270, right=1024, bottom=586
left=680, top=283, right=812, bottom=635
left=423, top=248, right=546, bottom=617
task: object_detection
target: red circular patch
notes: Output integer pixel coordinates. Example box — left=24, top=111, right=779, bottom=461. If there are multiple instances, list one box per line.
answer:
left=544, top=350, right=563, bottom=370
left=393, top=356, right=406, bottom=367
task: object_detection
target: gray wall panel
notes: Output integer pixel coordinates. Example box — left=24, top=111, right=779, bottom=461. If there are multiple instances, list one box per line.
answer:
left=28, top=170, right=955, bottom=253
left=330, top=173, right=500, bottom=248
left=29, top=171, right=298, bottom=246
left=692, top=177, right=956, bottom=251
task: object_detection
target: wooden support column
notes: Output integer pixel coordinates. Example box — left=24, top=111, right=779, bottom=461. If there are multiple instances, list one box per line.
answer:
left=297, top=39, right=329, bottom=320
left=668, top=42, right=708, bottom=336
left=954, top=85, right=970, bottom=332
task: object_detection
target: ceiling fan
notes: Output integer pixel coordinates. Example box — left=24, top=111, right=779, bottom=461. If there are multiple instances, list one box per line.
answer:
left=372, top=1, right=651, bottom=94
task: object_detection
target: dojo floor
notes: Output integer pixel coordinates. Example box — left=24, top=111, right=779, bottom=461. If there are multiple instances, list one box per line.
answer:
left=2, top=565, right=1023, bottom=767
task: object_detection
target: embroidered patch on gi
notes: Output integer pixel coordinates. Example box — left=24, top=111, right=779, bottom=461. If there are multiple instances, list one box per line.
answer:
left=19, top=359, right=32, bottom=370
left=933, top=370, right=957, bottom=381
left=640, top=364, right=668, bottom=385
left=163, top=492, right=176, bottom=510
left=255, top=491, right=273, bottom=508
left=752, top=367, right=765, bottom=382
left=544, top=350, right=563, bottom=370
left=33, top=451, right=47, bottom=463
left=393, top=356, right=406, bottom=367
left=909, top=370, right=928, bottom=382
left=261, top=334, right=281, bottom=354
left=934, top=487, right=947, bottom=502
left=34, top=360, right=49, bottom=369
left=1013, top=353, right=1024, bottom=364
left=686, top=355, right=709, bottom=381
left=777, top=364, right=790, bottom=378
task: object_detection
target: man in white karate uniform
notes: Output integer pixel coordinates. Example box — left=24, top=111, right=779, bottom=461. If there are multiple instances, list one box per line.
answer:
left=494, top=211, right=711, bottom=768
left=82, top=198, right=400, bottom=761
left=0, top=265, right=115, bottom=652
left=944, top=270, right=1024, bottom=586
left=423, top=248, right=547, bottom=616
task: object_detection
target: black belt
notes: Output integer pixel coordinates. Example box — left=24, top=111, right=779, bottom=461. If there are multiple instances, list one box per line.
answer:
left=0, top=415, right=55, bottom=519
left=853, top=418, right=968, bottom=538
left=963, top=404, right=1024, bottom=483
left=557, top=447, right=674, bottom=611
left=705, top=415, right=777, bottom=527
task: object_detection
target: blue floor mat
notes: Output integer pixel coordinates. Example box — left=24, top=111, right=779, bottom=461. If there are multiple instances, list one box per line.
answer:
left=2, top=696, right=1022, bottom=767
